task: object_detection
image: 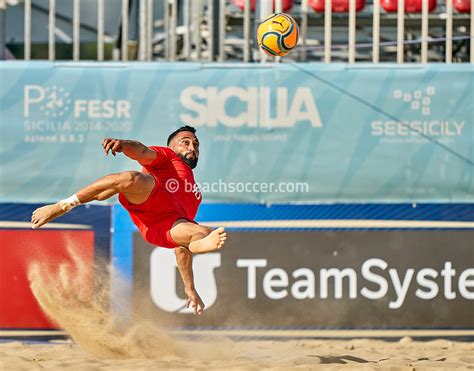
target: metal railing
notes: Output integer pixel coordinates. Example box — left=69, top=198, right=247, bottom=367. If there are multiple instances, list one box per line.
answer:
left=6, top=0, right=474, bottom=63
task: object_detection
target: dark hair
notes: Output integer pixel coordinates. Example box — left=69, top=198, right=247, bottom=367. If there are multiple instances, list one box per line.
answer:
left=167, top=125, right=197, bottom=145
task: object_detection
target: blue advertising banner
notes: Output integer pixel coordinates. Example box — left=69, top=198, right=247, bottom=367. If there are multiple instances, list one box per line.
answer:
left=0, top=62, right=472, bottom=203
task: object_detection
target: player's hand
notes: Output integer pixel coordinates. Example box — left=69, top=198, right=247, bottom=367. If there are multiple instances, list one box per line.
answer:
left=184, top=287, right=205, bottom=315
left=102, top=138, right=125, bottom=156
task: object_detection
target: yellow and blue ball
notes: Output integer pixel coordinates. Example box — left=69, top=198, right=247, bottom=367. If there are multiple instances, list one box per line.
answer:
left=257, top=13, right=300, bottom=57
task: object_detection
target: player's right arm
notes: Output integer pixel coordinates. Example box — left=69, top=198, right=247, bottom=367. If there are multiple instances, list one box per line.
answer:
left=101, top=138, right=157, bottom=166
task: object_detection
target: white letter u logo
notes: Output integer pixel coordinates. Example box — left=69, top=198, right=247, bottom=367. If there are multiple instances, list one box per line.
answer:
left=150, top=249, right=221, bottom=313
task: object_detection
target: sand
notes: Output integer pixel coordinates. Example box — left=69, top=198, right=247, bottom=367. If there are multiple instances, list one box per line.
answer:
left=0, top=337, right=473, bottom=370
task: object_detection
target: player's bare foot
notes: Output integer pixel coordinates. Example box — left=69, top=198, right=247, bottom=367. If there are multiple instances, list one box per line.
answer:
left=189, top=227, right=227, bottom=254
left=31, top=203, right=66, bottom=229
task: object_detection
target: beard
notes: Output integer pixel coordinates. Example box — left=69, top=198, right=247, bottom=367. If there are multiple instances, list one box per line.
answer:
left=179, top=153, right=198, bottom=169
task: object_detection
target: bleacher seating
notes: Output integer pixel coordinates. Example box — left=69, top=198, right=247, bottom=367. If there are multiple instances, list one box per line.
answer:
left=232, top=0, right=294, bottom=12
left=453, top=0, right=470, bottom=13
left=381, top=0, right=437, bottom=13
left=309, top=0, right=366, bottom=13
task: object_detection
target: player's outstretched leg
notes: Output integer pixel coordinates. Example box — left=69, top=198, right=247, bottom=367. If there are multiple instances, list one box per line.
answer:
left=31, top=171, right=155, bottom=229
left=170, top=220, right=227, bottom=254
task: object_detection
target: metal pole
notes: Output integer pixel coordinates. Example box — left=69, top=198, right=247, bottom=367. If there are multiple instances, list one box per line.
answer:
left=372, top=0, right=380, bottom=63
left=122, top=0, right=129, bottom=61
left=73, top=0, right=80, bottom=61
left=49, top=0, right=56, bottom=61
left=139, top=0, right=146, bottom=61
left=260, top=0, right=272, bottom=17
left=1, top=0, right=5, bottom=61
left=275, top=0, right=282, bottom=12
left=421, top=0, right=428, bottom=63
left=273, top=0, right=281, bottom=63
left=397, top=0, right=404, bottom=63
left=217, top=0, right=226, bottom=62
left=324, top=0, right=332, bottom=63
left=147, top=0, right=153, bottom=60
left=218, top=0, right=226, bottom=61
left=164, top=0, right=169, bottom=59
left=470, top=0, right=473, bottom=63
left=24, top=0, right=31, bottom=60
left=243, top=0, right=250, bottom=62
left=300, top=0, right=308, bottom=61
left=208, top=0, right=214, bottom=61
left=191, top=0, right=201, bottom=60
left=259, top=0, right=272, bottom=62
left=275, top=0, right=282, bottom=63
left=445, top=0, right=452, bottom=63
left=348, top=0, right=356, bottom=63
left=183, top=0, right=191, bottom=59
left=170, top=0, right=177, bottom=61
left=274, top=0, right=282, bottom=65
left=98, top=0, right=104, bottom=61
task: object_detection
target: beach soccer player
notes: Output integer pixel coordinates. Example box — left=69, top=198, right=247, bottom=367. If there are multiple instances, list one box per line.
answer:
left=31, top=125, right=226, bottom=314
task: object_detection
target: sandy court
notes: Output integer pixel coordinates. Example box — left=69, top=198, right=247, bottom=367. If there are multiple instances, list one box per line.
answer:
left=0, top=337, right=473, bottom=370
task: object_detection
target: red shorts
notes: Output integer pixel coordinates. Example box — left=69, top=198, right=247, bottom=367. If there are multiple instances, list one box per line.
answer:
left=118, top=174, right=198, bottom=249
left=145, top=216, right=180, bottom=248
left=144, top=215, right=196, bottom=248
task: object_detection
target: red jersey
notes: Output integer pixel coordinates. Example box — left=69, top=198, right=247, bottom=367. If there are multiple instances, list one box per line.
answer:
left=119, top=146, right=202, bottom=247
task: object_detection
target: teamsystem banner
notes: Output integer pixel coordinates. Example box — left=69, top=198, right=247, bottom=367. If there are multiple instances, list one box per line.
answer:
left=132, top=230, right=474, bottom=328
left=0, top=62, right=472, bottom=203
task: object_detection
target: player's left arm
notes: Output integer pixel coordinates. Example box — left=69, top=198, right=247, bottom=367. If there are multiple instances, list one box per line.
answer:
left=175, top=247, right=205, bottom=315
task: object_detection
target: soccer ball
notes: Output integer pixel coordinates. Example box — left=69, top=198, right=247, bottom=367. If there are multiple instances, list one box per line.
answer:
left=257, top=13, right=300, bottom=57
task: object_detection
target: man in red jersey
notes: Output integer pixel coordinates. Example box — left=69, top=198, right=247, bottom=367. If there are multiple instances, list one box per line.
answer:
left=31, top=126, right=226, bottom=315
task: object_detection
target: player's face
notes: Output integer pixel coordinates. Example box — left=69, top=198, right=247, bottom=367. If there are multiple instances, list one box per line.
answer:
left=171, top=131, right=200, bottom=169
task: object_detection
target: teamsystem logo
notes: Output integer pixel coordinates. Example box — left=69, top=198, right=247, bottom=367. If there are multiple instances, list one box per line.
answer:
left=24, top=85, right=131, bottom=119
left=371, top=85, right=465, bottom=142
left=150, top=252, right=473, bottom=313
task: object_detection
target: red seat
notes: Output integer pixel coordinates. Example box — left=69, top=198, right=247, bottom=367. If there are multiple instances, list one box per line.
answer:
left=309, top=0, right=366, bottom=12
left=232, top=0, right=294, bottom=12
left=381, top=0, right=437, bottom=12
left=453, top=0, right=470, bottom=13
